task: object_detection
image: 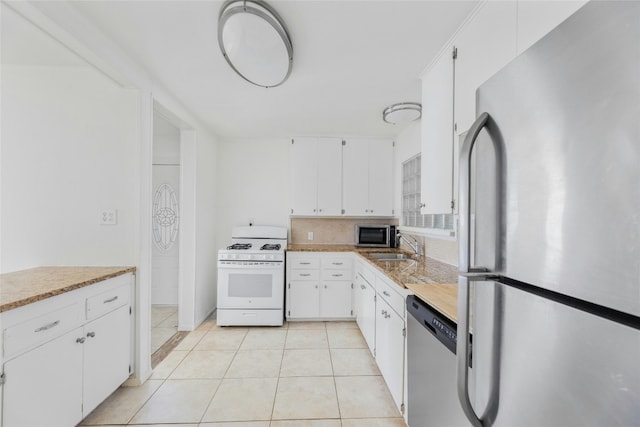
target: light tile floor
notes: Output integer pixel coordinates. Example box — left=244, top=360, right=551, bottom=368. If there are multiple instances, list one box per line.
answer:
left=81, top=318, right=407, bottom=427
left=151, top=305, right=179, bottom=354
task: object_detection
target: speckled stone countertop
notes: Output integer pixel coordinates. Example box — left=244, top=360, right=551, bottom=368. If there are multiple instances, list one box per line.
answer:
left=0, top=266, right=136, bottom=313
left=287, top=244, right=458, bottom=287
left=287, top=244, right=459, bottom=322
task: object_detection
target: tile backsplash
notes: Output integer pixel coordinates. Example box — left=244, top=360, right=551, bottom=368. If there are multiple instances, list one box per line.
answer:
left=290, top=218, right=398, bottom=245
left=289, top=218, right=458, bottom=266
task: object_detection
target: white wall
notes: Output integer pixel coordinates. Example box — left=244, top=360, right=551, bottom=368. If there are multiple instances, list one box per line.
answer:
left=194, top=133, right=218, bottom=325
left=1, top=65, right=139, bottom=272
left=215, top=138, right=290, bottom=248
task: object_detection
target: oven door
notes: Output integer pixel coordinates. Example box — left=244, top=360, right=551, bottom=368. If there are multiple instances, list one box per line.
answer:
left=217, top=261, right=284, bottom=309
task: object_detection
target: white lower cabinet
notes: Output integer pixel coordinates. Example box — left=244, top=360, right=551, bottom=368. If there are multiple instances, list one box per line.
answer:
left=286, top=252, right=354, bottom=320
left=1, top=274, right=133, bottom=427
left=3, top=327, right=84, bottom=427
left=375, top=296, right=405, bottom=410
left=355, top=261, right=376, bottom=354
left=82, top=304, right=131, bottom=415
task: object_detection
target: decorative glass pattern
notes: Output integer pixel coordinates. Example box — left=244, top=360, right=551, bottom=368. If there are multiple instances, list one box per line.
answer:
left=402, top=154, right=454, bottom=230
left=152, top=183, right=180, bottom=251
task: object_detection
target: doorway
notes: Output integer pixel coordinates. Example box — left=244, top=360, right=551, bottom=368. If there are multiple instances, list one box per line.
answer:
left=151, top=111, right=181, bottom=354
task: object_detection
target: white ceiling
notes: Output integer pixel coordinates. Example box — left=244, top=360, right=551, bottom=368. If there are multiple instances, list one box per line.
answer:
left=9, top=1, right=480, bottom=140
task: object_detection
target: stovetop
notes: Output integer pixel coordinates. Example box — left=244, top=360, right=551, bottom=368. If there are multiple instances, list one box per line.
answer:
left=218, top=226, right=288, bottom=262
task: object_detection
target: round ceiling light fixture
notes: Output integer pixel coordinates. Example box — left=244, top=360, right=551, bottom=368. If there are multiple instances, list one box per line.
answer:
left=382, top=102, right=422, bottom=125
left=218, top=0, right=293, bottom=88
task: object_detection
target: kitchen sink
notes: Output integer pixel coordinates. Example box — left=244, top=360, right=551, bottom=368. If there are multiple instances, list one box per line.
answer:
left=369, top=253, right=413, bottom=261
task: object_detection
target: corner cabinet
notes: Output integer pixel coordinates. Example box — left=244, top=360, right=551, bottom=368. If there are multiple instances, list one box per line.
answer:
left=420, top=43, right=456, bottom=215
left=342, top=139, right=394, bottom=217
left=1, top=273, right=133, bottom=427
left=290, top=137, right=343, bottom=216
left=286, top=252, right=354, bottom=320
left=420, top=0, right=586, bottom=215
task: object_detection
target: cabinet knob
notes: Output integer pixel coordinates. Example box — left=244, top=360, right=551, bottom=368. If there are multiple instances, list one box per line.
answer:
left=419, top=203, right=426, bottom=208
left=324, top=285, right=328, bottom=289
left=87, top=331, right=96, bottom=338
left=315, top=285, right=318, bottom=289
left=361, top=285, right=366, bottom=290
left=383, top=291, right=391, bottom=297
left=76, top=337, right=86, bottom=344
left=319, top=209, right=323, bottom=212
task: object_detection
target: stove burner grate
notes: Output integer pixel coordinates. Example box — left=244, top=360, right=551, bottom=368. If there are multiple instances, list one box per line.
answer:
left=227, top=243, right=252, bottom=250
left=261, top=244, right=281, bottom=251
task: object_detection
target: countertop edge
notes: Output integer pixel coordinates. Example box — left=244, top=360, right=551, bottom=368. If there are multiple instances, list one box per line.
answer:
left=0, top=266, right=136, bottom=313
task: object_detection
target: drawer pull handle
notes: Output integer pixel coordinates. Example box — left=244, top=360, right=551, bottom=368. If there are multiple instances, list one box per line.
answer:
left=383, top=291, right=391, bottom=297
left=331, top=274, right=343, bottom=277
left=332, top=262, right=343, bottom=265
left=104, top=296, right=119, bottom=304
left=361, top=285, right=366, bottom=290
left=86, top=331, right=96, bottom=338
left=381, top=309, right=387, bottom=316
left=76, top=337, right=86, bottom=344
left=299, top=262, right=311, bottom=265
left=34, top=320, right=60, bottom=333
left=300, top=273, right=311, bottom=277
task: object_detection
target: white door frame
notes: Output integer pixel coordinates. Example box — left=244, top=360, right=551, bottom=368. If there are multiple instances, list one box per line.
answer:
left=152, top=102, right=197, bottom=331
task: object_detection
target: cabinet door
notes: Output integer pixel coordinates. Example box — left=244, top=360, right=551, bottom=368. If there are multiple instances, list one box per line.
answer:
left=3, top=328, right=84, bottom=427
left=375, top=297, right=405, bottom=410
left=288, top=281, right=320, bottom=318
left=356, top=277, right=376, bottom=354
left=316, top=138, right=343, bottom=216
left=290, top=138, right=318, bottom=216
left=453, top=1, right=517, bottom=135
left=320, top=281, right=353, bottom=318
left=83, top=304, right=131, bottom=416
left=421, top=46, right=455, bottom=215
left=517, top=1, right=587, bottom=54
left=367, top=139, right=394, bottom=216
left=342, top=139, right=369, bottom=216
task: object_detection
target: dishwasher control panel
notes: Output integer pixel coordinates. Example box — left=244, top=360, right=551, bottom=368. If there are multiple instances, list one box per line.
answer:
left=407, top=295, right=459, bottom=354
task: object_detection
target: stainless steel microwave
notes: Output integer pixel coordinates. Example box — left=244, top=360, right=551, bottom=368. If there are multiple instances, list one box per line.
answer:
left=355, top=225, right=397, bottom=247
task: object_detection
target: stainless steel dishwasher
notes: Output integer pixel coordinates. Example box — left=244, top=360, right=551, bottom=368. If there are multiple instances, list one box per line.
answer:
left=406, top=294, right=469, bottom=426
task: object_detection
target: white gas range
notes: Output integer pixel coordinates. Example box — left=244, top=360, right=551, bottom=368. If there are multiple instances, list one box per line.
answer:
left=216, top=226, right=287, bottom=326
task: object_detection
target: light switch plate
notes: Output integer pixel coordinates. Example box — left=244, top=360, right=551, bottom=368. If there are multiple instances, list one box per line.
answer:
left=307, top=231, right=314, bottom=241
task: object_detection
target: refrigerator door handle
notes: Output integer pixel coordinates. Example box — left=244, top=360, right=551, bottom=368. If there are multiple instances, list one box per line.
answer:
left=457, top=112, right=491, bottom=427
left=458, top=112, right=489, bottom=274
left=457, top=275, right=484, bottom=427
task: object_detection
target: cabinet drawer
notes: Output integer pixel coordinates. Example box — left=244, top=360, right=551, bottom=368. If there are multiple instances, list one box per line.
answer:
left=86, top=284, right=130, bottom=320
left=289, top=258, right=320, bottom=269
left=4, top=302, right=84, bottom=359
left=289, top=270, right=320, bottom=281
left=321, top=258, right=352, bottom=270
left=376, top=276, right=405, bottom=317
left=322, top=269, right=351, bottom=281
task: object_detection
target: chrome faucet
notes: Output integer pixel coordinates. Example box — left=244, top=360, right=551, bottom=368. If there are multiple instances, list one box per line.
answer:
left=399, top=233, right=422, bottom=258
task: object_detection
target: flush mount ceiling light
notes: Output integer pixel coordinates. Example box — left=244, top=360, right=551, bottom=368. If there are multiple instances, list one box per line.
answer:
left=382, top=102, right=422, bottom=125
left=218, top=0, right=293, bottom=88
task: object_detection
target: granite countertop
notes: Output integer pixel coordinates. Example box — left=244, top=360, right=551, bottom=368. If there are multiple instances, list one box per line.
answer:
left=287, top=244, right=459, bottom=322
left=0, top=266, right=136, bottom=313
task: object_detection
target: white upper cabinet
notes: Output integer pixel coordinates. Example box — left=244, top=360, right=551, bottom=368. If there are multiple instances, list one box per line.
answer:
left=421, top=44, right=455, bottom=215
left=453, top=1, right=517, bottom=135
left=343, top=139, right=394, bottom=217
left=516, top=1, right=587, bottom=54
left=290, top=137, right=342, bottom=216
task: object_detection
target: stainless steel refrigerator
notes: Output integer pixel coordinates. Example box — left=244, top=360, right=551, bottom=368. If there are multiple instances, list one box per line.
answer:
left=457, top=2, right=640, bottom=426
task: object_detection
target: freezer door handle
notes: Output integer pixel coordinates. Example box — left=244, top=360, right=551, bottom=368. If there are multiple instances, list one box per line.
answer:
left=458, top=112, right=489, bottom=274
left=457, top=275, right=484, bottom=427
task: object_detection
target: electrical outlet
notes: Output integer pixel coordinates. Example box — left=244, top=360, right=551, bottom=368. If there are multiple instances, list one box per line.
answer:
left=100, top=209, right=117, bottom=225
left=307, top=231, right=314, bottom=241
